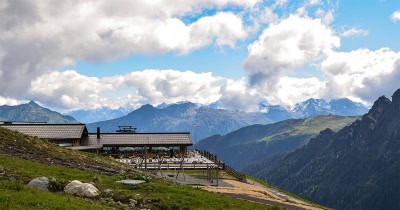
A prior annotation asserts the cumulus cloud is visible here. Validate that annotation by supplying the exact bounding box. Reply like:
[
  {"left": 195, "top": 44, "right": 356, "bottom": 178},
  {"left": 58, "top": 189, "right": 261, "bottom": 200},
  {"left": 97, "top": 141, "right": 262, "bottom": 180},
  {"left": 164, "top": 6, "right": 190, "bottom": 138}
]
[
  {"left": 243, "top": 14, "right": 339, "bottom": 88},
  {"left": 218, "top": 78, "right": 260, "bottom": 112},
  {"left": 29, "top": 69, "right": 247, "bottom": 110},
  {"left": 339, "top": 27, "right": 369, "bottom": 37},
  {"left": 241, "top": 11, "right": 400, "bottom": 108},
  {"left": 321, "top": 48, "right": 400, "bottom": 103},
  {"left": 0, "top": 96, "right": 24, "bottom": 106},
  {"left": 107, "top": 70, "right": 225, "bottom": 105},
  {"left": 391, "top": 10, "right": 400, "bottom": 22},
  {"left": 0, "top": 0, "right": 252, "bottom": 97},
  {"left": 30, "top": 70, "right": 114, "bottom": 109},
  {"left": 266, "top": 77, "right": 326, "bottom": 107}
]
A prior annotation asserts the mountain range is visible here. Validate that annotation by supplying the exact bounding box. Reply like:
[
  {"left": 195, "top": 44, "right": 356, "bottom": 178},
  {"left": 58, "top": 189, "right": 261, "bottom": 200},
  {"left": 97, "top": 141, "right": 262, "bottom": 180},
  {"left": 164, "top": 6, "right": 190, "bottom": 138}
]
[
  {"left": 87, "top": 102, "right": 275, "bottom": 142},
  {"left": 0, "top": 101, "right": 77, "bottom": 123},
  {"left": 194, "top": 115, "right": 359, "bottom": 169},
  {"left": 293, "top": 98, "right": 368, "bottom": 117},
  {"left": 87, "top": 98, "right": 367, "bottom": 143},
  {"left": 0, "top": 98, "right": 368, "bottom": 144},
  {"left": 66, "top": 107, "right": 133, "bottom": 123},
  {"left": 243, "top": 89, "right": 400, "bottom": 209},
  {"left": 69, "top": 98, "right": 368, "bottom": 124}
]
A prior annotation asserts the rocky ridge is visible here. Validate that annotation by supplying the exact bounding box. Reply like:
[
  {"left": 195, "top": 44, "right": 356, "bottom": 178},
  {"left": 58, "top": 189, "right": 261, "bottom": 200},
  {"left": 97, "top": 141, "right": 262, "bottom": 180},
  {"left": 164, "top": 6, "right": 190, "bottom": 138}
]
[{"left": 253, "top": 89, "right": 400, "bottom": 209}]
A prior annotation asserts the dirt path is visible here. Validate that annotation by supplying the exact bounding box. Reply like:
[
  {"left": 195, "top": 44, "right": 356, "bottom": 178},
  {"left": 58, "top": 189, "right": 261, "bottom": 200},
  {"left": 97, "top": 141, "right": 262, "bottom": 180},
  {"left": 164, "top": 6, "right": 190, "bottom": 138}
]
[
  {"left": 245, "top": 178, "right": 310, "bottom": 206},
  {"left": 200, "top": 179, "right": 323, "bottom": 210}
]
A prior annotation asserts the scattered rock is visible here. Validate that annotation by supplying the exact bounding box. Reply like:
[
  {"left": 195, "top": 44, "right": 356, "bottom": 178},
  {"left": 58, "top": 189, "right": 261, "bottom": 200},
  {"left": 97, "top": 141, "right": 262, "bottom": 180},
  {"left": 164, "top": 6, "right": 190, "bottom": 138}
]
[
  {"left": 103, "top": 189, "right": 113, "bottom": 195},
  {"left": 64, "top": 180, "right": 99, "bottom": 198},
  {"left": 9, "top": 177, "right": 16, "bottom": 182},
  {"left": 129, "top": 199, "right": 138, "bottom": 205},
  {"left": 27, "top": 177, "right": 49, "bottom": 191},
  {"left": 129, "top": 199, "right": 138, "bottom": 208},
  {"left": 116, "top": 179, "right": 146, "bottom": 185},
  {"left": 116, "top": 201, "right": 123, "bottom": 206}
]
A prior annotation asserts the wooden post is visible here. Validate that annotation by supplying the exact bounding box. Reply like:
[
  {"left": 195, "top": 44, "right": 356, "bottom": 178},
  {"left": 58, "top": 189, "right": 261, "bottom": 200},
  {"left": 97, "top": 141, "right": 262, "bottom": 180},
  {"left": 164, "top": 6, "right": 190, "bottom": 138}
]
[
  {"left": 207, "top": 163, "right": 209, "bottom": 181},
  {"left": 216, "top": 160, "right": 219, "bottom": 186},
  {"left": 144, "top": 145, "right": 147, "bottom": 171}
]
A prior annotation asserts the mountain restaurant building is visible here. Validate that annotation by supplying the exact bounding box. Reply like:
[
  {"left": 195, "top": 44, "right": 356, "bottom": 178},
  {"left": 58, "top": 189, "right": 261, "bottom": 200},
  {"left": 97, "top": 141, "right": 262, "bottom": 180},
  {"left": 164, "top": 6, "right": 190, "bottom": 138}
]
[{"left": 0, "top": 122, "right": 192, "bottom": 153}]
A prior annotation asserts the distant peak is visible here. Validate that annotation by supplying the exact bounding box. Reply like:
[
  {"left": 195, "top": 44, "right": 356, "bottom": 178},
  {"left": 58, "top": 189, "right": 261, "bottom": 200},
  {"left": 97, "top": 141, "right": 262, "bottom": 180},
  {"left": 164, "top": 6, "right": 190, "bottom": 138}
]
[
  {"left": 392, "top": 89, "right": 400, "bottom": 104},
  {"left": 140, "top": 104, "right": 154, "bottom": 108},
  {"left": 28, "top": 100, "right": 39, "bottom": 106}
]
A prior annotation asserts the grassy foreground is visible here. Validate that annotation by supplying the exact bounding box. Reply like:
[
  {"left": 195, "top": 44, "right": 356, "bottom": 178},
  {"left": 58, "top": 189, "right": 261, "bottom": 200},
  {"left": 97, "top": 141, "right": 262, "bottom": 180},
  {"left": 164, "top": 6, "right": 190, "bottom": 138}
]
[{"left": 0, "top": 127, "right": 275, "bottom": 209}]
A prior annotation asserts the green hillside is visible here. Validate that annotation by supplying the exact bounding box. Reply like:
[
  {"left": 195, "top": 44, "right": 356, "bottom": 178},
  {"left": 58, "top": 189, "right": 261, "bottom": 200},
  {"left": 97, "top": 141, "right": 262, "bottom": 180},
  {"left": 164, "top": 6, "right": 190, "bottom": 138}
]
[
  {"left": 194, "top": 115, "right": 359, "bottom": 170},
  {"left": 0, "top": 127, "right": 274, "bottom": 209},
  {"left": 259, "top": 115, "right": 358, "bottom": 142}
]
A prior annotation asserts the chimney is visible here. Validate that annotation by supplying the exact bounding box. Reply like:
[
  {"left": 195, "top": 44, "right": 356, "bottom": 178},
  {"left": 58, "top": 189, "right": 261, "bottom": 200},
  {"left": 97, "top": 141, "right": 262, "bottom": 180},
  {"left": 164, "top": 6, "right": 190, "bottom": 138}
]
[{"left": 97, "top": 127, "right": 101, "bottom": 139}]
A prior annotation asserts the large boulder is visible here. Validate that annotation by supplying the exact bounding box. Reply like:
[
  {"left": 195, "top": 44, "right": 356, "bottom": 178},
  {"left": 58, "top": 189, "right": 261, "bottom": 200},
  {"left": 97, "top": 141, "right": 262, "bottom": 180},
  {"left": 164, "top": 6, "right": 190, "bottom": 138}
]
[
  {"left": 27, "top": 177, "right": 49, "bottom": 191},
  {"left": 64, "top": 180, "right": 99, "bottom": 198}
]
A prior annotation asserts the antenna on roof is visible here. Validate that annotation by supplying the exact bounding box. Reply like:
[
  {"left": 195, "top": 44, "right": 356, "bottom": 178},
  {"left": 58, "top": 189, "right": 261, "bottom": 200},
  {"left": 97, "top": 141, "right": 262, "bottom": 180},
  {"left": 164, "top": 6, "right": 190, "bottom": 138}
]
[{"left": 116, "top": 125, "right": 137, "bottom": 133}]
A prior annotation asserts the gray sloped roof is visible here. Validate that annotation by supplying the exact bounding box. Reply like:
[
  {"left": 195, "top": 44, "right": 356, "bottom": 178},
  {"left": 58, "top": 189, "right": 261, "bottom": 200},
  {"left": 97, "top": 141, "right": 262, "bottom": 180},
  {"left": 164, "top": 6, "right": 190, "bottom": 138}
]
[
  {"left": 87, "top": 132, "right": 192, "bottom": 146},
  {"left": 0, "top": 124, "right": 86, "bottom": 139}
]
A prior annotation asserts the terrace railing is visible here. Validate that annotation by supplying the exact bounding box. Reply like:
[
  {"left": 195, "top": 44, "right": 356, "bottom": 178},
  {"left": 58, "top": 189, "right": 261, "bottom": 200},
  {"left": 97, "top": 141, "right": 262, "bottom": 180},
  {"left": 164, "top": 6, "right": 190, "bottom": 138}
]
[{"left": 196, "top": 150, "right": 246, "bottom": 182}]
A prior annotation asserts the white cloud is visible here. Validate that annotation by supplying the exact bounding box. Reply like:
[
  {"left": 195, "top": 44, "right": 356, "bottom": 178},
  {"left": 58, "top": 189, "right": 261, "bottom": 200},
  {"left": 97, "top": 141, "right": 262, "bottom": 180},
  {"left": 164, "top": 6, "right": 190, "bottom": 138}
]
[
  {"left": 315, "top": 9, "right": 334, "bottom": 25},
  {"left": 0, "top": 0, "right": 252, "bottom": 97},
  {"left": 321, "top": 48, "right": 400, "bottom": 103},
  {"left": 243, "top": 14, "right": 340, "bottom": 86},
  {"left": 241, "top": 11, "right": 400, "bottom": 108},
  {"left": 29, "top": 69, "right": 238, "bottom": 110},
  {"left": 0, "top": 96, "right": 24, "bottom": 106},
  {"left": 108, "top": 70, "right": 226, "bottom": 105},
  {"left": 340, "top": 27, "right": 369, "bottom": 37},
  {"left": 266, "top": 77, "right": 326, "bottom": 107},
  {"left": 30, "top": 70, "right": 115, "bottom": 109},
  {"left": 307, "top": 0, "right": 322, "bottom": 6},
  {"left": 391, "top": 10, "right": 400, "bottom": 22},
  {"left": 218, "top": 78, "right": 260, "bottom": 112}
]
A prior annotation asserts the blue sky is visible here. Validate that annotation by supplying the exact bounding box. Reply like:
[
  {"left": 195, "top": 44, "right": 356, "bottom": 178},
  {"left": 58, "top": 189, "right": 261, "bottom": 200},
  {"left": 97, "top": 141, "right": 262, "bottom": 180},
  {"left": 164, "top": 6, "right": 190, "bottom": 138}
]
[
  {"left": 335, "top": 0, "right": 400, "bottom": 51},
  {"left": 0, "top": 0, "right": 400, "bottom": 111}
]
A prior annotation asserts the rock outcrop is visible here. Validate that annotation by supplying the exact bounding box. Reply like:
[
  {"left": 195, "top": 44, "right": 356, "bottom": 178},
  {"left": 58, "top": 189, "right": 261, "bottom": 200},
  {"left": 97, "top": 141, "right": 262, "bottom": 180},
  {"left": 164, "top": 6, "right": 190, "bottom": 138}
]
[
  {"left": 27, "top": 177, "right": 49, "bottom": 191},
  {"left": 64, "top": 180, "right": 99, "bottom": 198}
]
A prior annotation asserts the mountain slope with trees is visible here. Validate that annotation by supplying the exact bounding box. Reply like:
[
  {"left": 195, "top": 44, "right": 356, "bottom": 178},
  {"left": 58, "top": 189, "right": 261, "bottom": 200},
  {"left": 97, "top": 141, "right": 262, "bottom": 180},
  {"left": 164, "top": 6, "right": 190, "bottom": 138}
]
[
  {"left": 194, "top": 115, "right": 358, "bottom": 169},
  {"left": 248, "top": 89, "right": 400, "bottom": 209}
]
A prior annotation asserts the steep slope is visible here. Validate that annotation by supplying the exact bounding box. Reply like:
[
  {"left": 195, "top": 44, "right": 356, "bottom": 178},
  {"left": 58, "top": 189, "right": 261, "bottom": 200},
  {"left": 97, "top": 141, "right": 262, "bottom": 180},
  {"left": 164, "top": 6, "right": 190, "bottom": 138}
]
[
  {"left": 0, "top": 101, "right": 77, "bottom": 123},
  {"left": 194, "top": 115, "right": 358, "bottom": 169},
  {"left": 254, "top": 89, "right": 400, "bottom": 209},
  {"left": 88, "top": 102, "right": 275, "bottom": 143}
]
